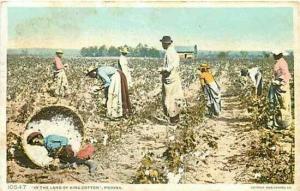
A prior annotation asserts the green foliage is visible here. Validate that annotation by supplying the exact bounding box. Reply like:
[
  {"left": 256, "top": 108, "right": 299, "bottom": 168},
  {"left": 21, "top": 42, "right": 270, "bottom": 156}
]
[
  {"left": 227, "top": 57, "right": 295, "bottom": 184},
  {"left": 217, "top": 51, "right": 229, "bottom": 59},
  {"left": 80, "top": 44, "right": 161, "bottom": 58},
  {"left": 240, "top": 51, "right": 248, "bottom": 59},
  {"left": 132, "top": 152, "right": 167, "bottom": 184}
]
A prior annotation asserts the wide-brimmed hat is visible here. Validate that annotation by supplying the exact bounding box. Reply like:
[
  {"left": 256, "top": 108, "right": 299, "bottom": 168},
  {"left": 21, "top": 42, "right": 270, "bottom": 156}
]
[
  {"left": 56, "top": 49, "right": 64, "bottom": 54},
  {"left": 282, "top": 51, "right": 289, "bottom": 56},
  {"left": 27, "top": 132, "right": 43, "bottom": 144},
  {"left": 120, "top": 47, "right": 129, "bottom": 53},
  {"left": 160, "top": 36, "right": 173, "bottom": 43},
  {"left": 271, "top": 50, "right": 282, "bottom": 55},
  {"left": 198, "top": 63, "right": 210, "bottom": 69}
]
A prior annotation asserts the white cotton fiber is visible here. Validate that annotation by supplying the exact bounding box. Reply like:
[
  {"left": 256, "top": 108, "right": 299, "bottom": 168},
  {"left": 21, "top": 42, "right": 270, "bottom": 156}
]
[{"left": 23, "top": 145, "right": 53, "bottom": 166}]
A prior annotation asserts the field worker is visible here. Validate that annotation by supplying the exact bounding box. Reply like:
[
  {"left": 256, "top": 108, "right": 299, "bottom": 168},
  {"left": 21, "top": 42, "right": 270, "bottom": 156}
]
[
  {"left": 198, "top": 64, "right": 221, "bottom": 117},
  {"left": 51, "top": 50, "right": 70, "bottom": 97},
  {"left": 159, "top": 36, "right": 185, "bottom": 125},
  {"left": 241, "top": 67, "right": 263, "bottom": 97},
  {"left": 27, "top": 132, "right": 97, "bottom": 173},
  {"left": 86, "top": 66, "right": 132, "bottom": 118},
  {"left": 118, "top": 47, "right": 133, "bottom": 88},
  {"left": 268, "top": 50, "right": 292, "bottom": 129}
]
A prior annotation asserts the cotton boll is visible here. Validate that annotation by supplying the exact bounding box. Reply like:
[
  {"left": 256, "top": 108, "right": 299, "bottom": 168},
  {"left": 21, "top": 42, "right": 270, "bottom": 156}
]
[
  {"left": 178, "top": 167, "right": 184, "bottom": 174},
  {"left": 254, "top": 173, "right": 261, "bottom": 179},
  {"left": 167, "top": 172, "right": 181, "bottom": 184},
  {"left": 8, "top": 148, "right": 15, "bottom": 156},
  {"left": 270, "top": 146, "right": 276, "bottom": 151},
  {"left": 193, "top": 151, "right": 201, "bottom": 157},
  {"left": 168, "top": 136, "right": 175, "bottom": 141},
  {"left": 180, "top": 155, "right": 185, "bottom": 162},
  {"left": 145, "top": 170, "right": 150, "bottom": 176},
  {"left": 103, "top": 134, "right": 109, "bottom": 146},
  {"left": 90, "top": 138, "right": 98, "bottom": 144}
]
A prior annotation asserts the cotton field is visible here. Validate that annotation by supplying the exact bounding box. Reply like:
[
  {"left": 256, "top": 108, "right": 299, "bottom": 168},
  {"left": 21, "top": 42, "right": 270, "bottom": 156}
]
[{"left": 6, "top": 55, "right": 294, "bottom": 184}]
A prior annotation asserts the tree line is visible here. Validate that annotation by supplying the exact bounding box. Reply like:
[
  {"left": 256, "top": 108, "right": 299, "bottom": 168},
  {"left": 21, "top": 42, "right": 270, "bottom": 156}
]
[{"left": 80, "top": 43, "right": 162, "bottom": 58}]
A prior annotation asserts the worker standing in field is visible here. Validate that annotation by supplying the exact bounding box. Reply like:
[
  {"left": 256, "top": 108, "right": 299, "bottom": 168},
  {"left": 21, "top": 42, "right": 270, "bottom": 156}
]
[
  {"left": 268, "top": 50, "right": 292, "bottom": 129},
  {"left": 159, "top": 36, "right": 185, "bottom": 125},
  {"left": 198, "top": 63, "right": 221, "bottom": 117},
  {"left": 240, "top": 67, "right": 263, "bottom": 97},
  {"left": 51, "top": 50, "right": 70, "bottom": 97},
  {"left": 86, "top": 66, "right": 132, "bottom": 118},
  {"left": 118, "top": 47, "right": 133, "bottom": 88}
]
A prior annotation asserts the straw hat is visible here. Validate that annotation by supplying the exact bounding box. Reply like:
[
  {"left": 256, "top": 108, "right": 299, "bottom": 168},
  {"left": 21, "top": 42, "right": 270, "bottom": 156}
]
[
  {"left": 120, "top": 47, "right": 129, "bottom": 53},
  {"left": 282, "top": 51, "right": 289, "bottom": 56},
  {"left": 199, "top": 63, "right": 210, "bottom": 69},
  {"left": 56, "top": 49, "right": 64, "bottom": 54}
]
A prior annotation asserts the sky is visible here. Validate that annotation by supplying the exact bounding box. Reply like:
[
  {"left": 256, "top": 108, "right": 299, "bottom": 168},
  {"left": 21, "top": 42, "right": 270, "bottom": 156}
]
[{"left": 8, "top": 7, "right": 294, "bottom": 51}]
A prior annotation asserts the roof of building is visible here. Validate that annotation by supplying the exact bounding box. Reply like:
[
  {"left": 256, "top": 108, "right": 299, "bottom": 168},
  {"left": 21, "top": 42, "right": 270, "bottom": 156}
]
[{"left": 175, "top": 46, "right": 197, "bottom": 53}]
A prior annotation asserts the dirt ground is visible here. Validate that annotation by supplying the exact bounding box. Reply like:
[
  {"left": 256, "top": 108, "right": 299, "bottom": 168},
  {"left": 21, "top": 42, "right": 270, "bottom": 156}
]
[{"left": 6, "top": 60, "right": 294, "bottom": 184}]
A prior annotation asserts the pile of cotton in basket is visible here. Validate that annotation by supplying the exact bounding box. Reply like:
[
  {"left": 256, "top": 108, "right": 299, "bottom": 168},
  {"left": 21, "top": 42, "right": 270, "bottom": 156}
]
[{"left": 23, "top": 115, "right": 82, "bottom": 167}]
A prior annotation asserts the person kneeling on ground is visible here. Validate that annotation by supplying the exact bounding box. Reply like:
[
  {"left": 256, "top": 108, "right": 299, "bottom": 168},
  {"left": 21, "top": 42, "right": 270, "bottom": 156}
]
[
  {"left": 27, "top": 132, "right": 97, "bottom": 173},
  {"left": 198, "top": 63, "right": 221, "bottom": 117},
  {"left": 86, "top": 66, "right": 132, "bottom": 119}
]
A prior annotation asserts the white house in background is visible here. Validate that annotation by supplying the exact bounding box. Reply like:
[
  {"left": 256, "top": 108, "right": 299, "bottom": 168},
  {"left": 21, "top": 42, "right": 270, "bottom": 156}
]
[{"left": 175, "top": 45, "right": 198, "bottom": 60}]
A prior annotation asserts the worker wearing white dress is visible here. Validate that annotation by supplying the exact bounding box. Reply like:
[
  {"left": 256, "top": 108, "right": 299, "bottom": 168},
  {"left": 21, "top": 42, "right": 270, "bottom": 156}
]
[
  {"left": 159, "top": 36, "right": 185, "bottom": 125},
  {"left": 118, "top": 47, "right": 133, "bottom": 88},
  {"left": 241, "top": 67, "right": 263, "bottom": 96}
]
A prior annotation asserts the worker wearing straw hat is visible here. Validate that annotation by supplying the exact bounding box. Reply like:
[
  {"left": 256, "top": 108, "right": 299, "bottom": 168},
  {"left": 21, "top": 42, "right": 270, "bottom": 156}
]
[
  {"left": 51, "top": 49, "right": 70, "bottom": 97},
  {"left": 198, "top": 63, "right": 221, "bottom": 117},
  {"left": 268, "top": 50, "right": 292, "bottom": 129},
  {"left": 118, "top": 47, "right": 133, "bottom": 88},
  {"left": 159, "top": 36, "right": 185, "bottom": 125}
]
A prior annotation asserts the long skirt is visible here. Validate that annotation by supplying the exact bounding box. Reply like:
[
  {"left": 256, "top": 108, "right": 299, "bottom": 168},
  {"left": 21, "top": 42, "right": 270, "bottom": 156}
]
[
  {"left": 106, "top": 71, "right": 132, "bottom": 118},
  {"left": 268, "top": 82, "right": 292, "bottom": 129},
  {"left": 106, "top": 72, "right": 122, "bottom": 118},
  {"left": 255, "top": 73, "right": 263, "bottom": 96},
  {"left": 162, "top": 72, "right": 185, "bottom": 118},
  {"left": 52, "top": 69, "right": 69, "bottom": 97},
  {"left": 204, "top": 81, "right": 221, "bottom": 116}
]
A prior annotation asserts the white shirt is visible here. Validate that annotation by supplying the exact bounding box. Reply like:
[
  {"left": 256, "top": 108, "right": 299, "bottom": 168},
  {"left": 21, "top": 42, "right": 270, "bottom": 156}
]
[
  {"left": 118, "top": 55, "right": 132, "bottom": 87},
  {"left": 248, "top": 67, "right": 261, "bottom": 88},
  {"left": 163, "top": 44, "right": 180, "bottom": 73}
]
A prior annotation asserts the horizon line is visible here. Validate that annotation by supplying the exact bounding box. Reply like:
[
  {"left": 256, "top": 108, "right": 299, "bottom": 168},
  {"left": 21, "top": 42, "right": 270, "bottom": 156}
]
[{"left": 7, "top": 47, "right": 293, "bottom": 52}]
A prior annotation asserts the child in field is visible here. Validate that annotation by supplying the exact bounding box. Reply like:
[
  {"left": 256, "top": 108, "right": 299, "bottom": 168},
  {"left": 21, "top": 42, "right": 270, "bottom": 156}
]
[
  {"left": 51, "top": 50, "right": 70, "bottom": 97},
  {"left": 27, "top": 132, "right": 97, "bottom": 173}
]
